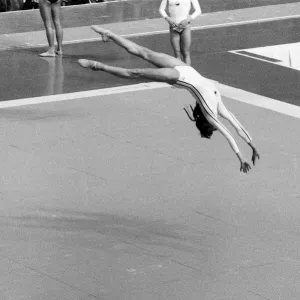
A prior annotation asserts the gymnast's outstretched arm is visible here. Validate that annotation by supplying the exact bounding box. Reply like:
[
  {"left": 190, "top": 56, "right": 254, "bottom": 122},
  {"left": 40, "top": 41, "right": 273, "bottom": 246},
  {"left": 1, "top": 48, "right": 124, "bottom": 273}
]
[
  {"left": 218, "top": 99, "right": 260, "bottom": 165},
  {"left": 204, "top": 113, "right": 252, "bottom": 173}
]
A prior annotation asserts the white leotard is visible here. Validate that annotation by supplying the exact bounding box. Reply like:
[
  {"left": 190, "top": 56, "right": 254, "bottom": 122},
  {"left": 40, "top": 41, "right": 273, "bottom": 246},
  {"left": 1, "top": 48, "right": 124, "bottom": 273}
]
[
  {"left": 174, "top": 66, "right": 252, "bottom": 153},
  {"left": 159, "top": 0, "right": 201, "bottom": 23},
  {"left": 174, "top": 66, "right": 219, "bottom": 119}
]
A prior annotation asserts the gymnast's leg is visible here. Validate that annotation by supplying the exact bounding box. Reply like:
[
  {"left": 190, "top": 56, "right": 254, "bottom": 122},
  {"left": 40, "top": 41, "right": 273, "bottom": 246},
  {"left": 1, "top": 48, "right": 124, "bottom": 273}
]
[
  {"left": 78, "top": 59, "right": 179, "bottom": 84},
  {"left": 91, "top": 25, "right": 186, "bottom": 69}
]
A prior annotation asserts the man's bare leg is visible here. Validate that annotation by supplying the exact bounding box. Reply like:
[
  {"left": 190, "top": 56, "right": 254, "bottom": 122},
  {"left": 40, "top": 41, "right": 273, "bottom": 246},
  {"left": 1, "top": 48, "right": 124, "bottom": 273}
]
[
  {"left": 78, "top": 59, "right": 179, "bottom": 84},
  {"left": 91, "top": 25, "right": 186, "bottom": 69}
]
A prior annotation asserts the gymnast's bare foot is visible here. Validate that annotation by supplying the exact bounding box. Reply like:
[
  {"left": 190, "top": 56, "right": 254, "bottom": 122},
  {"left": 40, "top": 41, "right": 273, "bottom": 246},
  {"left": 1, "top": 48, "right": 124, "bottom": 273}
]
[
  {"left": 91, "top": 25, "right": 111, "bottom": 42},
  {"left": 78, "top": 59, "right": 105, "bottom": 71}
]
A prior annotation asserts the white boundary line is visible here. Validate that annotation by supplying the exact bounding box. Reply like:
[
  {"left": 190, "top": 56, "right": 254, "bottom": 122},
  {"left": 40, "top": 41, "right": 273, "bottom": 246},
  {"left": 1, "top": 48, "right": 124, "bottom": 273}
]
[
  {"left": 0, "top": 82, "right": 169, "bottom": 108},
  {"left": 2, "top": 81, "right": 300, "bottom": 119},
  {"left": 66, "top": 13, "right": 300, "bottom": 44},
  {"left": 25, "top": 12, "right": 300, "bottom": 47},
  {"left": 230, "top": 50, "right": 282, "bottom": 65},
  {"left": 217, "top": 83, "right": 300, "bottom": 119},
  {"left": 1, "top": 10, "right": 300, "bottom": 50}
]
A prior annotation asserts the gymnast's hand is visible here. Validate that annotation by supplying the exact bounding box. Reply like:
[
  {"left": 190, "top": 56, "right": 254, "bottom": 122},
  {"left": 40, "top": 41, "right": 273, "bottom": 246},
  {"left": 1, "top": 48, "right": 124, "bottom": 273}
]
[
  {"left": 240, "top": 160, "right": 251, "bottom": 173},
  {"left": 251, "top": 147, "right": 260, "bottom": 166}
]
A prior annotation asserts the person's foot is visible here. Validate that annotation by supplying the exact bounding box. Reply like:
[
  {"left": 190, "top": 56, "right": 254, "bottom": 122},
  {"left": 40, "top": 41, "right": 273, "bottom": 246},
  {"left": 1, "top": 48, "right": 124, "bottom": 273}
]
[
  {"left": 91, "top": 25, "right": 111, "bottom": 42},
  {"left": 78, "top": 59, "right": 91, "bottom": 68},
  {"left": 78, "top": 59, "right": 104, "bottom": 71},
  {"left": 56, "top": 50, "right": 63, "bottom": 56},
  {"left": 39, "top": 49, "right": 56, "bottom": 57}
]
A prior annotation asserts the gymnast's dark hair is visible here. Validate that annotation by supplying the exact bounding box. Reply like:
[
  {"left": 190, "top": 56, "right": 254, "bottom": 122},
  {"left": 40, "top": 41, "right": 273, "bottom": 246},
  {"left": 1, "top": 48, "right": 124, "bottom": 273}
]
[{"left": 184, "top": 102, "right": 216, "bottom": 139}]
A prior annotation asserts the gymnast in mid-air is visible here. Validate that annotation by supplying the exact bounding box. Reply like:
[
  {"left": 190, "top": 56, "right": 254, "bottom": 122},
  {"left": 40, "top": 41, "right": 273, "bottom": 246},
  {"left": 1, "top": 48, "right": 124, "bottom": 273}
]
[{"left": 78, "top": 26, "right": 260, "bottom": 173}]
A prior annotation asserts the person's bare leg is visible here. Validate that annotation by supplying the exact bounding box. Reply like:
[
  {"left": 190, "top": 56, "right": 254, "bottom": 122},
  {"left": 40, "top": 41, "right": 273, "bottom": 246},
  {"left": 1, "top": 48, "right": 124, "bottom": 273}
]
[
  {"left": 78, "top": 59, "right": 179, "bottom": 84},
  {"left": 91, "top": 25, "right": 186, "bottom": 68},
  {"left": 180, "top": 25, "right": 192, "bottom": 65},
  {"left": 39, "top": 0, "right": 56, "bottom": 57},
  {"left": 169, "top": 28, "right": 182, "bottom": 60},
  {"left": 51, "top": 0, "right": 63, "bottom": 55}
]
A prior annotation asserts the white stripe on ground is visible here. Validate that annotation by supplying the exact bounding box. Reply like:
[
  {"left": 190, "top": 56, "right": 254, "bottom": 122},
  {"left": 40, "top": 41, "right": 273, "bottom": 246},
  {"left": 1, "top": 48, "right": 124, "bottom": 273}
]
[
  {"left": 1, "top": 82, "right": 300, "bottom": 119},
  {"left": 217, "top": 83, "right": 300, "bottom": 118},
  {"left": 230, "top": 50, "right": 280, "bottom": 65},
  {"left": 44, "top": 13, "right": 300, "bottom": 46},
  {"left": 0, "top": 83, "right": 168, "bottom": 108},
  {"left": 3, "top": 11, "right": 300, "bottom": 49}
]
